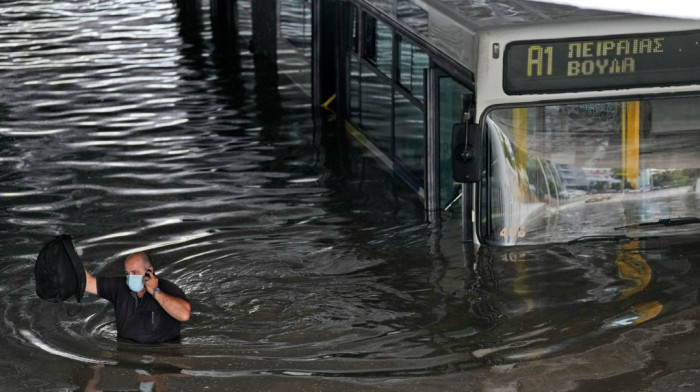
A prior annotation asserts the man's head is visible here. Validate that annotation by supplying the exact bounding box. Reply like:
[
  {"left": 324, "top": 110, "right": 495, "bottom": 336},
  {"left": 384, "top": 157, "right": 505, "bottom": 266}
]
[
  {"left": 124, "top": 252, "right": 152, "bottom": 275},
  {"left": 124, "top": 252, "right": 153, "bottom": 293}
]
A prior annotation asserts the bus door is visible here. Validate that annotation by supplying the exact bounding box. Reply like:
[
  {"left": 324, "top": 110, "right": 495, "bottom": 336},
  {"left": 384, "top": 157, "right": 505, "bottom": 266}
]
[{"left": 426, "top": 69, "right": 474, "bottom": 237}]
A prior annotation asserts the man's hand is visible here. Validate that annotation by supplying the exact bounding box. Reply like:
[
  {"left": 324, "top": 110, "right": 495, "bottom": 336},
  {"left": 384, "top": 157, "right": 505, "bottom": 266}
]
[
  {"left": 144, "top": 268, "right": 191, "bottom": 322},
  {"left": 144, "top": 268, "right": 159, "bottom": 295}
]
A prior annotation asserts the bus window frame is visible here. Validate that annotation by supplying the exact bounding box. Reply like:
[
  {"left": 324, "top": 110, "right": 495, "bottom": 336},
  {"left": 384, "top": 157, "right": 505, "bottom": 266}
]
[
  {"left": 475, "top": 91, "right": 700, "bottom": 246},
  {"left": 352, "top": 9, "right": 432, "bottom": 187},
  {"left": 343, "top": 0, "right": 477, "bottom": 207}
]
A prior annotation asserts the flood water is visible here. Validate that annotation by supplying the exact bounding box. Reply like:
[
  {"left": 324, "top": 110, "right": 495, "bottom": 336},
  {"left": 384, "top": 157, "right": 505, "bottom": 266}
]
[{"left": 2, "top": 0, "right": 700, "bottom": 391}]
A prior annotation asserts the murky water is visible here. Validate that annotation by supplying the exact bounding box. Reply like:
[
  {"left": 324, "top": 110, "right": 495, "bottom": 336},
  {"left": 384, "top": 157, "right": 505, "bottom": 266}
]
[{"left": 2, "top": 0, "right": 700, "bottom": 390}]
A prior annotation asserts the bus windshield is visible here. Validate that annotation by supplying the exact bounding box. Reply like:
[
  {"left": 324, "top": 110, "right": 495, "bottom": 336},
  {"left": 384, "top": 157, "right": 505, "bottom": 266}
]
[{"left": 481, "top": 96, "right": 700, "bottom": 245}]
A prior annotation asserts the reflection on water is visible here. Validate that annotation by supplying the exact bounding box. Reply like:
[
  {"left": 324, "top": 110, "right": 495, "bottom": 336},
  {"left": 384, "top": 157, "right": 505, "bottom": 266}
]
[{"left": 2, "top": 0, "right": 700, "bottom": 390}]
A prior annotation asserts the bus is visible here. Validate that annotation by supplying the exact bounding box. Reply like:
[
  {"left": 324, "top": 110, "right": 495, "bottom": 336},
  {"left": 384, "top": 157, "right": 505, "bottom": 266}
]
[{"left": 329, "top": 0, "right": 700, "bottom": 246}]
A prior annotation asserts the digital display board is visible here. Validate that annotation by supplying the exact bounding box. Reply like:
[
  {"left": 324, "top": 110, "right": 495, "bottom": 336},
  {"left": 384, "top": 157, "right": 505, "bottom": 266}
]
[{"left": 504, "top": 30, "right": 700, "bottom": 95}]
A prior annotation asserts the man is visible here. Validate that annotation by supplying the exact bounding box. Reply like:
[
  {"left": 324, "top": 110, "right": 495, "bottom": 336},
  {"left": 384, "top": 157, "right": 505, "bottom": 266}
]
[{"left": 84, "top": 252, "right": 191, "bottom": 343}]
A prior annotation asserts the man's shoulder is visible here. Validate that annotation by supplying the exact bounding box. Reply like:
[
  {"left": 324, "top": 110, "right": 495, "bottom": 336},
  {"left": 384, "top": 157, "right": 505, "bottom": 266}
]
[
  {"left": 158, "top": 278, "right": 187, "bottom": 299},
  {"left": 157, "top": 278, "right": 179, "bottom": 289},
  {"left": 96, "top": 276, "right": 127, "bottom": 301},
  {"left": 97, "top": 276, "right": 126, "bottom": 288}
]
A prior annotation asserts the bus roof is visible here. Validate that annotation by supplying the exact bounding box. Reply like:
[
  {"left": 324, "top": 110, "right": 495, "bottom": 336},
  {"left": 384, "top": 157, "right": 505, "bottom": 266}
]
[
  {"left": 428, "top": 0, "right": 624, "bottom": 28},
  {"left": 370, "top": 0, "right": 624, "bottom": 28},
  {"left": 365, "top": 0, "right": 627, "bottom": 70},
  {"left": 360, "top": 0, "right": 700, "bottom": 117}
]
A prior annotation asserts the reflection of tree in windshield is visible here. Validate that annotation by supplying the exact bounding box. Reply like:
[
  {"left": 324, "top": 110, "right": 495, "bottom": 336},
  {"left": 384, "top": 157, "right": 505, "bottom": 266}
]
[
  {"left": 564, "top": 103, "right": 620, "bottom": 133},
  {"left": 567, "top": 102, "right": 618, "bottom": 118},
  {"left": 652, "top": 169, "right": 700, "bottom": 188}
]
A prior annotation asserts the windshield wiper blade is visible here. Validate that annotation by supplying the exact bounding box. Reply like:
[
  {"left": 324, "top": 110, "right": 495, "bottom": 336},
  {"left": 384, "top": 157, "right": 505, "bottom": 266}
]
[
  {"left": 568, "top": 234, "right": 659, "bottom": 244},
  {"left": 568, "top": 235, "right": 632, "bottom": 244},
  {"left": 614, "top": 217, "right": 700, "bottom": 231}
]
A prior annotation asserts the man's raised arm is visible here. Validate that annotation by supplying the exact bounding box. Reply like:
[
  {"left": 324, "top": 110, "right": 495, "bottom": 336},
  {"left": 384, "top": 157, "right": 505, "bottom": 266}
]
[{"left": 85, "top": 269, "right": 97, "bottom": 295}]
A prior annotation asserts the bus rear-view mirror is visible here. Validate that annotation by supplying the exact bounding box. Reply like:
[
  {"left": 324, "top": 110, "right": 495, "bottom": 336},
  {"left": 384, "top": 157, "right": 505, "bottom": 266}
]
[{"left": 452, "top": 123, "right": 481, "bottom": 183}]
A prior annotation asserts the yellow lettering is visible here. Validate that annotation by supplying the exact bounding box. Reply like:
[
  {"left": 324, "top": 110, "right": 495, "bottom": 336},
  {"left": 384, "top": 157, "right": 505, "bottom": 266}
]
[
  {"left": 522, "top": 36, "right": 660, "bottom": 82},
  {"left": 617, "top": 40, "right": 630, "bottom": 56},
  {"left": 622, "top": 57, "right": 635, "bottom": 73},
  {"left": 601, "top": 41, "right": 616, "bottom": 56},
  {"left": 639, "top": 38, "right": 653, "bottom": 54},
  {"left": 544, "top": 46, "right": 553, "bottom": 75},
  {"left": 653, "top": 37, "right": 664, "bottom": 53},
  {"left": 568, "top": 43, "right": 581, "bottom": 58},
  {"left": 595, "top": 59, "right": 609, "bottom": 73},
  {"left": 527, "top": 45, "right": 543, "bottom": 77},
  {"left": 567, "top": 61, "right": 581, "bottom": 76},
  {"left": 527, "top": 45, "right": 553, "bottom": 77},
  {"left": 610, "top": 58, "right": 621, "bottom": 73}
]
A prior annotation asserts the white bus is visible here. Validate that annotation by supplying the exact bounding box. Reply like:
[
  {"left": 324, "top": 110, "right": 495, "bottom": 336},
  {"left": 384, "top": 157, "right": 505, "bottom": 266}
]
[{"left": 334, "top": 0, "right": 700, "bottom": 245}]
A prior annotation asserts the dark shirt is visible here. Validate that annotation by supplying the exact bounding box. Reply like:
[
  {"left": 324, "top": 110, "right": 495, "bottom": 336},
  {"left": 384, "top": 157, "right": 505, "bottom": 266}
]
[{"left": 97, "top": 276, "right": 187, "bottom": 343}]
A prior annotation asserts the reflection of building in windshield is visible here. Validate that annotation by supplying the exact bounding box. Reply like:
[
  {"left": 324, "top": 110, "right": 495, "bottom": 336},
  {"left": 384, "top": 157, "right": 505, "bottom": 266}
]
[
  {"left": 554, "top": 164, "right": 586, "bottom": 193},
  {"left": 583, "top": 168, "right": 620, "bottom": 191},
  {"left": 554, "top": 166, "right": 621, "bottom": 195}
]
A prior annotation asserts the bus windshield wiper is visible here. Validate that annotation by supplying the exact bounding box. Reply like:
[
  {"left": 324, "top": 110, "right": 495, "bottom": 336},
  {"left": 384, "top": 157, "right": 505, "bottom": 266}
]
[
  {"left": 568, "top": 234, "right": 659, "bottom": 244},
  {"left": 614, "top": 217, "right": 700, "bottom": 231},
  {"left": 568, "top": 235, "right": 632, "bottom": 244}
]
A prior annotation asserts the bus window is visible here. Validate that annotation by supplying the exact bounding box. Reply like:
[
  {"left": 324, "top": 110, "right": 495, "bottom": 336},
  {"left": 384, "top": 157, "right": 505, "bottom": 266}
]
[
  {"left": 650, "top": 96, "right": 700, "bottom": 133},
  {"left": 349, "top": 3, "right": 359, "bottom": 54},
  {"left": 394, "top": 91, "right": 425, "bottom": 183},
  {"left": 482, "top": 97, "right": 700, "bottom": 245},
  {"left": 397, "top": 35, "right": 429, "bottom": 102},
  {"left": 360, "top": 64, "right": 392, "bottom": 152},
  {"left": 363, "top": 15, "right": 392, "bottom": 77},
  {"left": 349, "top": 50, "right": 361, "bottom": 121},
  {"left": 394, "top": 36, "right": 429, "bottom": 186}
]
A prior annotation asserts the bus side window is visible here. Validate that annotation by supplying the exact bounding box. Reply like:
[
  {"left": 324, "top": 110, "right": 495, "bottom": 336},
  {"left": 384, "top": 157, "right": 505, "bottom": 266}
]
[
  {"left": 362, "top": 14, "right": 392, "bottom": 76},
  {"left": 350, "top": 4, "right": 359, "bottom": 54},
  {"left": 397, "top": 35, "right": 428, "bottom": 103},
  {"left": 363, "top": 15, "right": 378, "bottom": 65}
]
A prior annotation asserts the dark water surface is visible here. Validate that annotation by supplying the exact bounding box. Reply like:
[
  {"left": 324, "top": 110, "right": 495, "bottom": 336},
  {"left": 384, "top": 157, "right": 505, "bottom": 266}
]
[{"left": 2, "top": 1, "right": 700, "bottom": 390}]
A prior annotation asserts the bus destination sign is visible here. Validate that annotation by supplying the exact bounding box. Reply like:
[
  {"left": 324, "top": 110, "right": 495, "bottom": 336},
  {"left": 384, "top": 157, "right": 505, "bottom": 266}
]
[{"left": 504, "top": 31, "right": 700, "bottom": 95}]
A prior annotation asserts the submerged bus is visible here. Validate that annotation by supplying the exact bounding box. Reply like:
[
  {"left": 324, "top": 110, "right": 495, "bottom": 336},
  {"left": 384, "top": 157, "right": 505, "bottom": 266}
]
[{"left": 328, "top": 0, "right": 700, "bottom": 246}]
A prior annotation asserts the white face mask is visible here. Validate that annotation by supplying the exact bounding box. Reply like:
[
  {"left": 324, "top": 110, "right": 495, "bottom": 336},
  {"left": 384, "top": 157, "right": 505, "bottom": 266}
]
[{"left": 126, "top": 274, "right": 144, "bottom": 292}]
